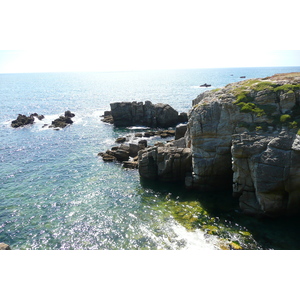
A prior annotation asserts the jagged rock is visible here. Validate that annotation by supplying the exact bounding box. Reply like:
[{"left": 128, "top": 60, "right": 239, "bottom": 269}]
[
  {"left": 109, "top": 101, "right": 184, "bottom": 128},
  {"left": 138, "top": 140, "right": 147, "bottom": 149},
  {"left": 64, "top": 110, "right": 75, "bottom": 118},
  {"left": 31, "top": 113, "right": 45, "bottom": 120},
  {"left": 136, "top": 72, "right": 300, "bottom": 217},
  {"left": 0, "top": 243, "right": 11, "bottom": 250},
  {"left": 232, "top": 131, "right": 300, "bottom": 217},
  {"left": 178, "top": 112, "right": 188, "bottom": 123},
  {"left": 123, "top": 161, "right": 139, "bottom": 169},
  {"left": 99, "top": 153, "right": 116, "bottom": 162},
  {"left": 175, "top": 124, "right": 187, "bottom": 140},
  {"left": 101, "top": 111, "right": 114, "bottom": 124},
  {"left": 129, "top": 143, "right": 140, "bottom": 157},
  {"left": 115, "top": 137, "right": 126, "bottom": 143},
  {"left": 167, "top": 137, "right": 186, "bottom": 148},
  {"left": 187, "top": 72, "right": 300, "bottom": 216},
  {"left": 138, "top": 146, "right": 192, "bottom": 182},
  {"left": 50, "top": 111, "right": 75, "bottom": 129},
  {"left": 113, "top": 149, "right": 130, "bottom": 162},
  {"left": 11, "top": 113, "right": 44, "bottom": 128}
]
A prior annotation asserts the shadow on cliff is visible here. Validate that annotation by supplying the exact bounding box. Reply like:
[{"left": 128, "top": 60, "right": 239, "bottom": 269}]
[{"left": 140, "top": 178, "right": 300, "bottom": 249}]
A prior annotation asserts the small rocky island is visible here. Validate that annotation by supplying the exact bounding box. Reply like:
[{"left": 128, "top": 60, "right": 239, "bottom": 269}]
[
  {"left": 11, "top": 111, "right": 75, "bottom": 129},
  {"left": 11, "top": 113, "right": 45, "bottom": 128},
  {"left": 134, "top": 72, "right": 300, "bottom": 218},
  {"left": 101, "top": 100, "right": 187, "bottom": 127}
]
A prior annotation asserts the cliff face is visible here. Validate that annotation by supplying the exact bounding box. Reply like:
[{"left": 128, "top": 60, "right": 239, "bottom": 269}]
[{"left": 187, "top": 72, "right": 300, "bottom": 216}]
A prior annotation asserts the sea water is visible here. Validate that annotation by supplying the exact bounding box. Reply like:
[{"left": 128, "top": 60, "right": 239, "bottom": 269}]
[{"left": 1, "top": 67, "right": 300, "bottom": 250}]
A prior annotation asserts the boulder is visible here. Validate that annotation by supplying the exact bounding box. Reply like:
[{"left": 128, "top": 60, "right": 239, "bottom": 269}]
[
  {"left": 113, "top": 148, "right": 130, "bottom": 162},
  {"left": 50, "top": 111, "right": 75, "bottom": 129},
  {"left": 123, "top": 161, "right": 139, "bottom": 169},
  {"left": 138, "top": 146, "right": 192, "bottom": 182},
  {"left": 175, "top": 124, "right": 187, "bottom": 140},
  {"left": 0, "top": 243, "right": 11, "bottom": 250},
  {"left": 65, "top": 110, "right": 75, "bottom": 118},
  {"left": 115, "top": 137, "right": 126, "bottom": 143},
  {"left": 11, "top": 114, "right": 34, "bottom": 128},
  {"left": 99, "top": 153, "right": 116, "bottom": 162},
  {"left": 101, "top": 111, "right": 114, "bottom": 124},
  {"left": 129, "top": 143, "right": 140, "bottom": 157}
]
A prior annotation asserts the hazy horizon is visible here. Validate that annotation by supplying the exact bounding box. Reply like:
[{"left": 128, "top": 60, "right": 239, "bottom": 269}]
[
  {"left": 1, "top": 1, "right": 300, "bottom": 73},
  {"left": 0, "top": 50, "right": 300, "bottom": 75}
]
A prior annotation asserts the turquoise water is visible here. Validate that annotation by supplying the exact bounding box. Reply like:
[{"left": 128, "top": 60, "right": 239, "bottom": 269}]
[{"left": 1, "top": 67, "right": 300, "bottom": 250}]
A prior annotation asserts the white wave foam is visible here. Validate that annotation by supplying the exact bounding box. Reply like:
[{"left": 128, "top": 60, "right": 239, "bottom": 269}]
[
  {"left": 127, "top": 126, "right": 151, "bottom": 130},
  {"left": 170, "top": 223, "right": 218, "bottom": 250}
]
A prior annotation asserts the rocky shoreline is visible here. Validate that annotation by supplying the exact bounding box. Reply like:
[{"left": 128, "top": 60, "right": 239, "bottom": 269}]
[
  {"left": 9, "top": 72, "right": 300, "bottom": 220},
  {"left": 144, "top": 73, "right": 300, "bottom": 217},
  {"left": 101, "top": 73, "right": 300, "bottom": 218}
]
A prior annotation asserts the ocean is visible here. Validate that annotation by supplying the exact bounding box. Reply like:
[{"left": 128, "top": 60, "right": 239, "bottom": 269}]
[{"left": 1, "top": 66, "right": 300, "bottom": 250}]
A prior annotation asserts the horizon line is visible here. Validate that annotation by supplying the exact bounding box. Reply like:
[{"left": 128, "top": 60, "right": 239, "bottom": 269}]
[{"left": 1, "top": 65, "right": 300, "bottom": 75}]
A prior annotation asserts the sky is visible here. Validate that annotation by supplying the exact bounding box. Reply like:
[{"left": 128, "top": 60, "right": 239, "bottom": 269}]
[{"left": 0, "top": 0, "right": 299, "bottom": 73}]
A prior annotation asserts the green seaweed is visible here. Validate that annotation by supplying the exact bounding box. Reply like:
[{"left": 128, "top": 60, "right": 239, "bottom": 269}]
[{"left": 280, "top": 114, "right": 292, "bottom": 123}]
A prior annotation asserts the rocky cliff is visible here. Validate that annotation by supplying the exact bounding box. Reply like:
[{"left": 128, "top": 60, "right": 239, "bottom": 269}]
[
  {"left": 187, "top": 72, "right": 300, "bottom": 216},
  {"left": 139, "top": 72, "right": 300, "bottom": 217}
]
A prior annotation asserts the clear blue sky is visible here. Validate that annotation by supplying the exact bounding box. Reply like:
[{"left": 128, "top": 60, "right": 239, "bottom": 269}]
[{"left": 0, "top": 0, "right": 299, "bottom": 73}]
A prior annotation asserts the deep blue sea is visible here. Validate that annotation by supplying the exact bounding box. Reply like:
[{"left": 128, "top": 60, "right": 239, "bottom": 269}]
[{"left": 1, "top": 66, "right": 300, "bottom": 250}]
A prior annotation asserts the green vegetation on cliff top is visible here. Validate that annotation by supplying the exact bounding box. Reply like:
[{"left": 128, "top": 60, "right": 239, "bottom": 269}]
[{"left": 231, "top": 79, "right": 300, "bottom": 131}]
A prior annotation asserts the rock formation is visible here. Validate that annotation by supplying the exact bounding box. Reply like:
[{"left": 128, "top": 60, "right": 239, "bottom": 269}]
[
  {"left": 11, "top": 113, "right": 44, "bottom": 128},
  {"left": 50, "top": 111, "right": 75, "bottom": 129},
  {"left": 138, "top": 72, "right": 300, "bottom": 217},
  {"left": 187, "top": 72, "right": 300, "bottom": 216},
  {"left": 0, "top": 242, "right": 11, "bottom": 250},
  {"left": 138, "top": 146, "right": 192, "bottom": 182},
  {"left": 102, "top": 101, "right": 187, "bottom": 127}
]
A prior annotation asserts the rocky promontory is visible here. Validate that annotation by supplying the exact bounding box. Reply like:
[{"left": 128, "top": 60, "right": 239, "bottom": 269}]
[
  {"left": 102, "top": 101, "right": 188, "bottom": 127},
  {"left": 138, "top": 72, "right": 300, "bottom": 217}
]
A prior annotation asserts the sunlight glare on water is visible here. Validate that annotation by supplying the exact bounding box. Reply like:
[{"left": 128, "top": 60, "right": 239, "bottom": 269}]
[{"left": 2, "top": 67, "right": 300, "bottom": 250}]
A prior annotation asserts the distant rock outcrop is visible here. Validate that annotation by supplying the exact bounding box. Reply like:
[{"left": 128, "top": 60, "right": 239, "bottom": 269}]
[
  {"left": 50, "top": 111, "right": 75, "bottom": 129},
  {"left": 102, "top": 101, "right": 187, "bottom": 128},
  {"left": 11, "top": 113, "right": 44, "bottom": 128}
]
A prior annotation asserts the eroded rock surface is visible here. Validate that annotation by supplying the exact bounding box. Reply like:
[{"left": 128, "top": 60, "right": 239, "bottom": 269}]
[
  {"left": 106, "top": 101, "right": 187, "bottom": 128},
  {"left": 187, "top": 72, "right": 300, "bottom": 216},
  {"left": 138, "top": 146, "right": 192, "bottom": 182},
  {"left": 11, "top": 113, "right": 44, "bottom": 128}
]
